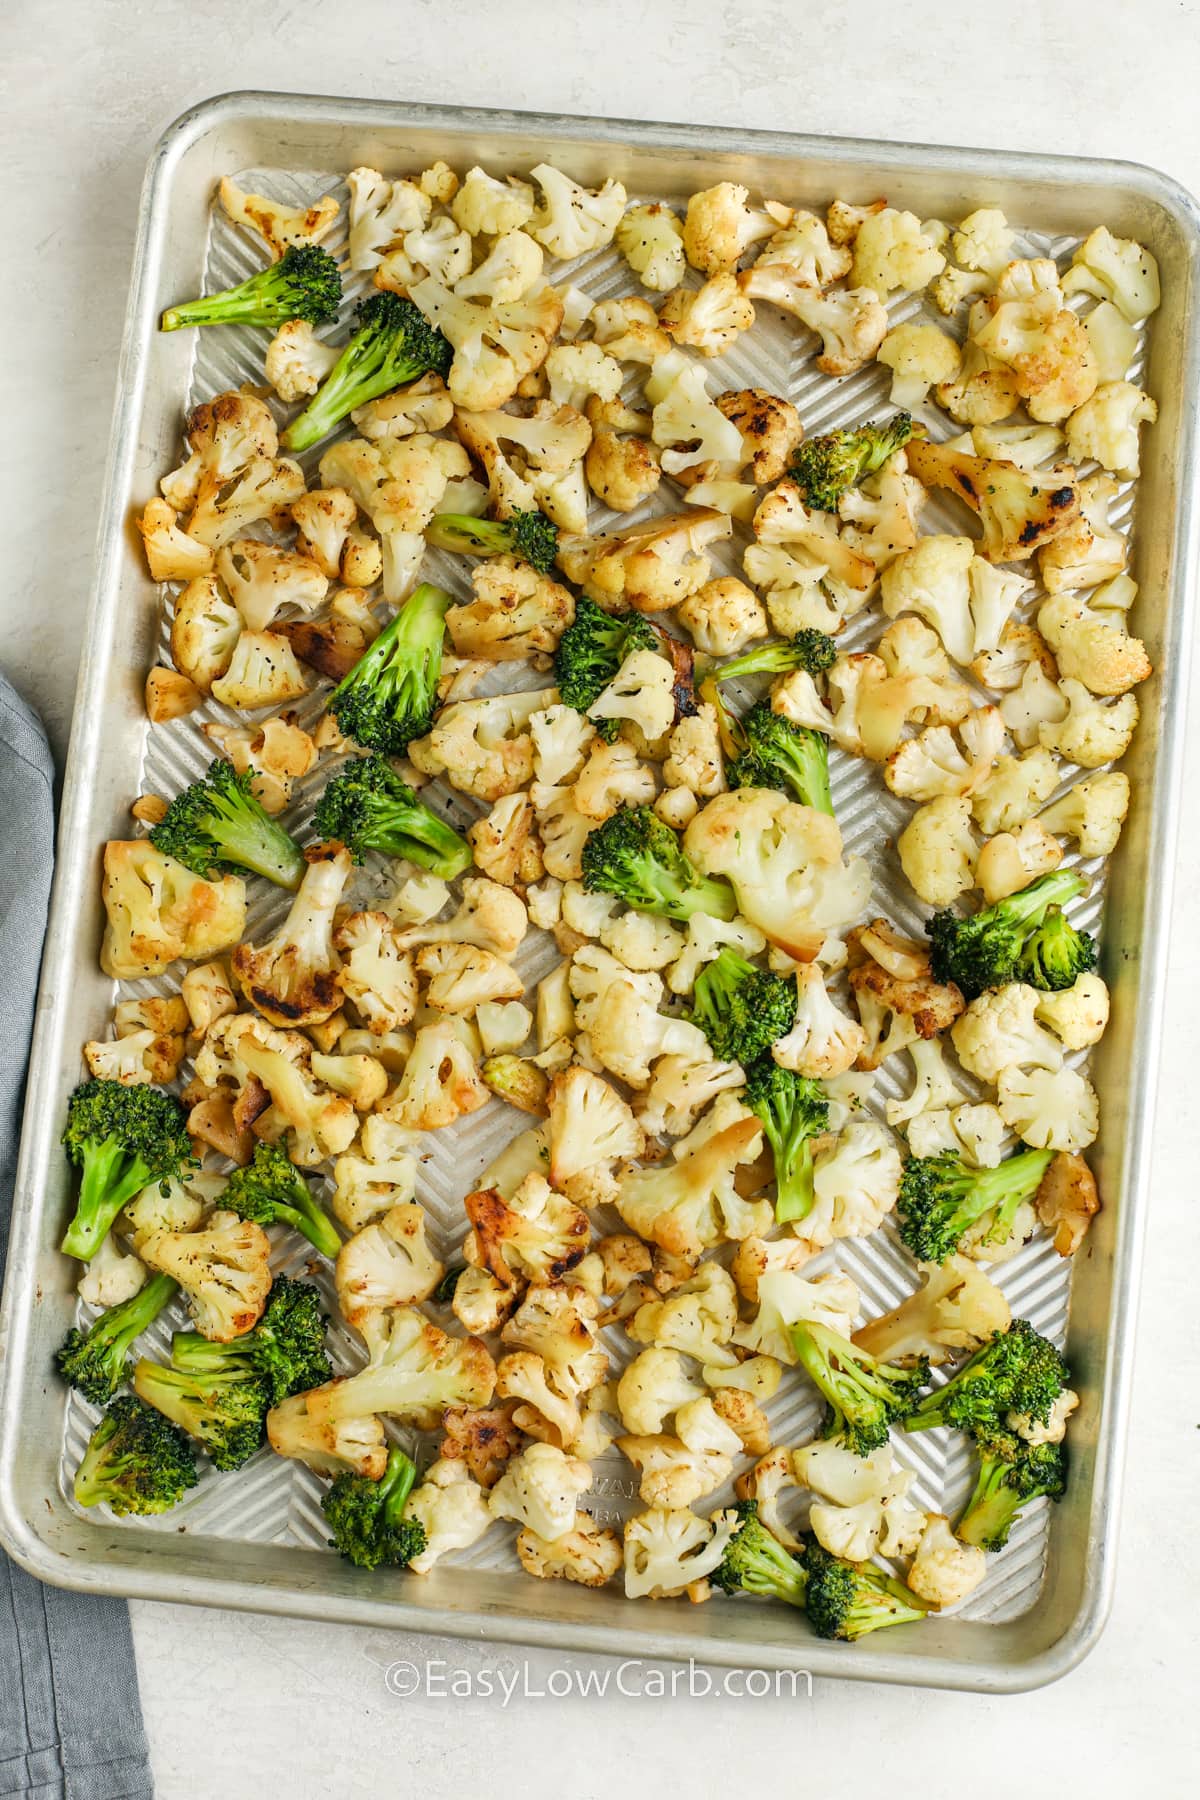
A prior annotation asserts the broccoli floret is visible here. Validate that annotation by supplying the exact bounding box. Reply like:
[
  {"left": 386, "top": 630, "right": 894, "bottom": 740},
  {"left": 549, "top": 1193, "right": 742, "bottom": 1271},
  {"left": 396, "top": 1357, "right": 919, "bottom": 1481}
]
[
  {"left": 743, "top": 1059, "right": 829, "bottom": 1225},
  {"left": 898, "top": 1147, "right": 1055, "bottom": 1265},
  {"left": 433, "top": 1264, "right": 465, "bottom": 1303},
  {"left": 313, "top": 753, "right": 471, "bottom": 877},
  {"left": 327, "top": 582, "right": 451, "bottom": 756},
  {"left": 688, "top": 948, "right": 796, "bottom": 1064},
  {"left": 708, "top": 630, "right": 838, "bottom": 689},
  {"left": 322, "top": 1445, "right": 427, "bottom": 1570},
  {"left": 711, "top": 1500, "right": 809, "bottom": 1606},
  {"left": 219, "top": 1142, "right": 341, "bottom": 1260},
  {"left": 132, "top": 1357, "right": 270, "bottom": 1472},
  {"left": 150, "top": 759, "right": 306, "bottom": 889},
  {"left": 789, "top": 414, "right": 914, "bottom": 512},
  {"left": 56, "top": 1272, "right": 179, "bottom": 1406},
  {"left": 791, "top": 1321, "right": 929, "bottom": 1454},
  {"left": 927, "top": 870, "right": 1096, "bottom": 999},
  {"left": 282, "top": 292, "right": 452, "bottom": 452},
  {"left": 73, "top": 1394, "right": 198, "bottom": 1515},
  {"left": 160, "top": 244, "right": 343, "bottom": 333},
  {"left": 169, "top": 1276, "right": 331, "bottom": 1405},
  {"left": 801, "top": 1536, "right": 931, "bottom": 1640},
  {"left": 726, "top": 703, "right": 833, "bottom": 815},
  {"left": 903, "top": 1319, "right": 1069, "bottom": 1438},
  {"left": 580, "top": 805, "right": 737, "bottom": 924},
  {"left": 956, "top": 1433, "right": 1068, "bottom": 1551},
  {"left": 553, "top": 596, "right": 661, "bottom": 741},
  {"left": 60, "top": 1080, "right": 195, "bottom": 1263},
  {"left": 426, "top": 509, "right": 559, "bottom": 575}
]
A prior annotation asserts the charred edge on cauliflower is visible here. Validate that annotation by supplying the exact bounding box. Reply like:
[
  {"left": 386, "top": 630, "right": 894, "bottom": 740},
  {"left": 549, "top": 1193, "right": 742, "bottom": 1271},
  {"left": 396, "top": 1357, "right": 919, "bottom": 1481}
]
[
  {"left": 56, "top": 1273, "right": 180, "bottom": 1406},
  {"left": 327, "top": 582, "right": 452, "bottom": 756},
  {"left": 161, "top": 244, "right": 343, "bottom": 333},
  {"left": 150, "top": 758, "right": 307, "bottom": 890},
  {"left": 220, "top": 1141, "right": 342, "bottom": 1261},
  {"left": 898, "top": 1148, "right": 1055, "bottom": 1266},
  {"left": 688, "top": 947, "right": 797, "bottom": 1065},
  {"left": 926, "top": 870, "right": 1096, "bottom": 999},
  {"left": 801, "top": 1535, "right": 931, "bottom": 1640},
  {"left": 790, "top": 1320, "right": 929, "bottom": 1454},
  {"left": 322, "top": 1445, "right": 427, "bottom": 1570},
  {"left": 73, "top": 1394, "right": 198, "bottom": 1515},
  {"left": 553, "top": 596, "right": 662, "bottom": 742},
  {"left": 580, "top": 805, "right": 738, "bottom": 923},
  {"left": 313, "top": 753, "right": 472, "bottom": 877},
  {"left": 743, "top": 1059, "right": 830, "bottom": 1225},
  {"left": 282, "top": 292, "right": 453, "bottom": 452},
  {"left": 726, "top": 703, "right": 833, "bottom": 815},
  {"left": 789, "top": 413, "right": 914, "bottom": 512},
  {"left": 60, "top": 1080, "right": 196, "bottom": 1263},
  {"left": 426, "top": 509, "right": 559, "bottom": 575},
  {"left": 903, "top": 1318, "right": 1069, "bottom": 1439},
  {"left": 169, "top": 1276, "right": 332, "bottom": 1406}
]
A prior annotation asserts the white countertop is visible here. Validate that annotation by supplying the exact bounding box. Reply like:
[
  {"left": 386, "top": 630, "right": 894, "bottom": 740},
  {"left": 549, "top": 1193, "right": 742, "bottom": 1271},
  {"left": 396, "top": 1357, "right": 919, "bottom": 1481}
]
[{"left": 4, "top": 0, "right": 1198, "bottom": 1790}]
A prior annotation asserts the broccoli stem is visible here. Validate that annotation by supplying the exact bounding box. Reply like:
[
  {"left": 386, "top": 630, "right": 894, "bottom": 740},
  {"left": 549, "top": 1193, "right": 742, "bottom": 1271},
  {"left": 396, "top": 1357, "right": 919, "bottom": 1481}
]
[
  {"left": 56, "top": 1273, "right": 180, "bottom": 1405},
  {"left": 425, "top": 509, "right": 559, "bottom": 575},
  {"left": 328, "top": 583, "right": 452, "bottom": 756},
  {"left": 160, "top": 245, "right": 342, "bottom": 332},
  {"left": 282, "top": 293, "right": 452, "bottom": 453},
  {"left": 62, "top": 1144, "right": 155, "bottom": 1262},
  {"left": 313, "top": 754, "right": 472, "bottom": 877}
]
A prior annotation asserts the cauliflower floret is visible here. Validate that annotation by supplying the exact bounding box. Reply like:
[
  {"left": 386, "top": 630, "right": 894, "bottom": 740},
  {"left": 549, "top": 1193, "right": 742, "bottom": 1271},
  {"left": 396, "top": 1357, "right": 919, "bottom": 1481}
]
[
  {"left": 617, "top": 1432, "right": 732, "bottom": 1510},
  {"left": 231, "top": 844, "right": 348, "bottom": 1026},
  {"left": 167, "top": 575, "right": 241, "bottom": 693},
  {"left": 1061, "top": 226, "right": 1161, "bottom": 321},
  {"left": 1035, "top": 1151, "right": 1101, "bottom": 1257},
  {"left": 615, "top": 202, "right": 687, "bottom": 290},
  {"left": 753, "top": 212, "right": 852, "bottom": 288},
  {"left": 1083, "top": 300, "right": 1139, "bottom": 383},
  {"left": 263, "top": 320, "right": 339, "bottom": 403},
  {"left": 1038, "top": 593, "right": 1150, "bottom": 699},
  {"left": 266, "top": 1393, "right": 387, "bottom": 1481},
  {"left": 970, "top": 748, "right": 1061, "bottom": 837},
  {"left": 952, "top": 208, "right": 1014, "bottom": 275},
  {"left": 1000, "top": 663, "right": 1069, "bottom": 749},
  {"left": 886, "top": 1036, "right": 971, "bottom": 1129},
  {"left": 409, "top": 277, "right": 562, "bottom": 412},
  {"left": 667, "top": 912, "right": 767, "bottom": 997},
  {"left": 590, "top": 294, "right": 672, "bottom": 364},
  {"left": 308, "top": 1307, "right": 495, "bottom": 1432},
  {"left": 100, "top": 841, "right": 245, "bottom": 980},
  {"left": 572, "top": 737, "right": 657, "bottom": 820},
  {"left": 885, "top": 707, "right": 1004, "bottom": 802},
  {"left": 137, "top": 500, "right": 214, "bottom": 583},
  {"left": 739, "top": 273, "right": 888, "bottom": 376},
  {"left": 587, "top": 648, "right": 677, "bottom": 741},
  {"left": 974, "top": 819, "right": 1063, "bottom": 904},
  {"left": 850, "top": 207, "right": 946, "bottom": 297},
  {"left": 714, "top": 387, "right": 803, "bottom": 484},
  {"left": 682, "top": 182, "right": 776, "bottom": 274},
  {"left": 350, "top": 373, "right": 455, "bottom": 443},
  {"left": 1037, "top": 678, "right": 1138, "bottom": 768},
  {"left": 794, "top": 1120, "right": 903, "bottom": 1253},
  {"left": 752, "top": 479, "right": 877, "bottom": 598},
  {"left": 623, "top": 1506, "right": 739, "bottom": 1600},
  {"left": 796, "top": 1442, "right": 926, "bottom": 1562},
  {"left": 1036, "top": 771, "right": 1129, "bottom": 857},
  {"left": 210, "top": 629, "right": 310, "bottom": 711},
  {"left": 733, "top": 1448, "right": 803, "bottom": 1549},
  {"left": 973, "top": 291, "right": 1099, "bottom": 423},
  {"left": 586, "top": 981, "right": 711, "bottom": 1090},
  {"left": 451, "top": 167, "right": 535, "bottom": 237},
  {"left": 404, "top": 1458, "right": 494, "bottom": 1573},
  {"left": 904, "top": 437, "right": 1081, "bottom": 565},
  {"left": 645, "top": 349, "right": 744, "bottom": 474},
  {"left": 379, "top": 1018, "right": 489, "bottom": 1132},
  {"left": 331, "top": 1114, "right": 418, "bottom": 1233},
  {"left": 140, "top": 1209, "right": 271, "bottom": 1342},
  {"left": 952, "top": 984, "right": 1063, "bottom": 1083},
  {"left": 618, "top": 1111, "right": 767, "bottom": 1258},
  {"left": 659, "top": 272, "right": 755, "bottom": 357},
  {"left": 488, "top": 1441, "right": 593, "bottom": 1540},
  {"left": 583, "top": 394, "right": 662, "bottom": 512},
  {"left": 908, "top": 1102, "right": 1008, "bottom": 1170},
  {"left": 558, "top": 509, "right": 731, "bottom": 612},
  {"left": 217, "top": 176, "right": 339, "bottom": 259},
  {"left": 1039, "top": 474, "right": 1129, "bottom": 595},
  {"left": 675, "top": 578, "right": 766, "bottom": 658},
  {"left": 633, "top": 1052, "right": 745, "bottom": 1140},
  {"left": 996, "top": 1064, "right": 1100, "bottom": 1153},
  {"left": 335, "top": 1201, "right": 443, "bottom": 1326},
  {"left": 771, "top": 963, "right": 865, "bottom": 1078},
  {"left": 332, "top": 911, "right": 417, "bottom": 1035},
  {"left": 546, "top": 1066, "right": 643, "bottom": 1189},
  {"left": 907, "top": 1514, "right": 987, "bottom": 1609},
  {"left": 854, "top": 1256, "right": 1011, "bottom": 1366},
  {"left": 445, "top": 558, "right": 575, "bottom": 662},
  {"left": 617, "top": 1348, "right": 706, "bottom": 1437},
  {"left": 344, "top": 166, "right": 429, "bottom": 268},
  {"left": 453, "top": 229, "right": 544, "bottom": 305},
  {"left": 416, "top": 943, "right": 523, "bottom": 1014},
  {"left": 661, "top": 704, "right": 726, "bottom": 799},
  {"left": 528, "top": 163, "right": 625, "bottom": 258},
  {"left": 464, "top": 1174, "right": 590, "bottom": 1289},
  {"left": 77, "top": 1233, "right": 147, "bottom": 1309},
  {"left": 877, "top": 322, "right": 962, "bottom": 409},
  {"left": 897, "top": 795, "right": 977, "bottom": 908},
  {"left": 409, "top": 686, "right": 556, "bottom": 801},
  {"left": 732, "top": 1268, "right": 861, "bottom": 1364},
  {"left": 1065, "top": 380, "right": 1158, "bottom": 479},
  {"left": 517, "top": 1517, "right": 623, "bottom": 1587},
  {"left": 1033, "top": 972, "right": 1110, "bottom": 1053}
]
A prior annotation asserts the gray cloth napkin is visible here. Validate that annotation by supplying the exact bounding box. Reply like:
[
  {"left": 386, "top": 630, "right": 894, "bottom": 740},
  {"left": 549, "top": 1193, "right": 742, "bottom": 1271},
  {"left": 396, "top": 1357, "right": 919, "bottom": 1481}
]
[{"left": 0, "top": 674, "right": 154, "bottom": 1800}]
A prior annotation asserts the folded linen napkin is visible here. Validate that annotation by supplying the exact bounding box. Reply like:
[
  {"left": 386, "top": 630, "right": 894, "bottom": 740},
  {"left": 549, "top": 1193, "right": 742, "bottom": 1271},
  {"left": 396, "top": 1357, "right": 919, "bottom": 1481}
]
[{"left": 0, "top": 672, "right": 154, "bottom": 1800}]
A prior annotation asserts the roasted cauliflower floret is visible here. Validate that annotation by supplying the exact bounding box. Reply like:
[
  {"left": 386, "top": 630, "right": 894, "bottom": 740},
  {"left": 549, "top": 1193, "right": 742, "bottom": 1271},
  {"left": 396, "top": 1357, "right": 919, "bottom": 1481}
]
[
  {"left": 100, "top": 841, "right": 245, "bottom": 980},
  {"left": 682, "top": 182, "right": 777, "bottom": 274},
  {"left": 231, "top": 845, "right": 349, "bottom": 1026},
  {"left": 1064, "top": 381, "right": 1158, "bottom": 479},
  {"left": 140, "top": 1209, "right": 271, "bottom": 1342}
]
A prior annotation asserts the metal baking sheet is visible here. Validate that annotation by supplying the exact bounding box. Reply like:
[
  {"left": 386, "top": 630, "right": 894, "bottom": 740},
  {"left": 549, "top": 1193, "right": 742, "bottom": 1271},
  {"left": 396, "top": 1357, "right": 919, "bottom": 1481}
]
[{"left": 1, "top": 91, "right": 1197, "bottom": 1692}]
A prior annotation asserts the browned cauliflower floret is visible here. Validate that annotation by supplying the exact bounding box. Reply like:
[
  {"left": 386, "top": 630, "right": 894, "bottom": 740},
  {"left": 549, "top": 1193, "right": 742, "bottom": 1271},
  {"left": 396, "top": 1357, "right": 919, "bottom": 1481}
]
[
  {"left": 100, "top": 841, "right": 246, "bottom": 980},
  {"left": 446, "top": 557, "right": 575, "bottom": 660},
  {"left": 231, "top": 845, "right": 350, "bottom": 1027},
  {"left": 715, "top": 387, "right": 804, "bottom": 484},
  {"left": 139, "top": 1209, "right": 272, "bottom": 1342}
]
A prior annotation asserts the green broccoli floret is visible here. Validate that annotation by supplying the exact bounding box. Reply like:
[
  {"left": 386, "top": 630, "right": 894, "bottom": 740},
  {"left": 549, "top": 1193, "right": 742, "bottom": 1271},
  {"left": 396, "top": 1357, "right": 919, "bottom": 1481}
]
[
  {"left": 56, "top": 1272, "right": 179, "bottom": 1406},
  {"left": 169, "top": 1276, "right": 331, "bottom": 1405},
  {"left": 791, "top": 1321, "right": 929, "bottom": 1454},
  {"left": 322, "top": 1445, "right": 427, "bottom": 1570},
  {"left": 326, "top": 582, "right": 451, "bottom": 756},
  {"left": 688, "top": 948, "right": 796, "bottom": 1064},
  {"left": 553, "top": 596, "right": 661, "bottom": 741},
  {"left": 801, "top": 1536, "right": 931, "bottom": 1640},
  {"left": 902, "top": 1319, "right": 1069, "bottom": 1438},
  {"left": 282, "top": 292, "right": 452, "bottom": 452},
  {"left": 425, "top": 509, "right": 559, "bottom": 574},
  {"left": 160, "top": 244, "right": 343, "bottom": 333},
  {"left": 707, "top": 630, "right": 838, "bottom": 689},
  {"left": 132, "top": 1357, "right": 270, "bottom": 1472},
  {"left": 580, "top": 805, "right": 737, "bottom": 923},
  {"left": 956, "top": 1433, "right": 1068, "bottom": 1551},
  {"left": 150, "top": 759, "right": 306, "bottom": 889},
  {"left": 926, "top": 870, "right": 1096, "bottom": 999},
  {"left": 743, "top": 1059, "right": 829, "bottom": 1225},
  {"left": 898, "top": 1146, "right": 1055, "bottom": 1266},
  {"left": 711, "top": 1500, "right": 809, "bottom": 1606},
  {"left": 60, "top": 1080, "right": 195, "bottom": 1262},
  {"left": 312, "top": 753, "right": 471, "bottom": 877},
  {"left": 789, "top": 414, "right": 914, "bottom": 512},
  {"left": 73, "top": 1394, "right": 198, "bottom": 1515},
  {"left": 725, "top": 702, "right": 833, "bottom": 815},
  {"left": 219, "top": 1142, "right": 341, "bottom": 1260}
]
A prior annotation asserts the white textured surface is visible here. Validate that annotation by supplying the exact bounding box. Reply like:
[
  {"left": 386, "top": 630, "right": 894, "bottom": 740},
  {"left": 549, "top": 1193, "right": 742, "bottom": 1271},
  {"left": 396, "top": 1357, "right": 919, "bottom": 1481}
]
[{"left": 4, "top": 0, "right": 1200, "bottom": 1792}]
